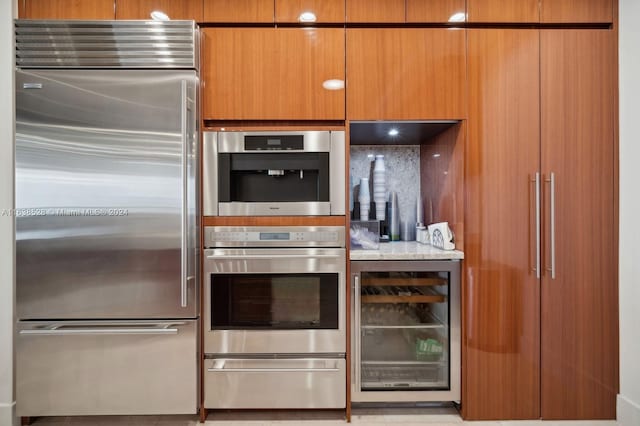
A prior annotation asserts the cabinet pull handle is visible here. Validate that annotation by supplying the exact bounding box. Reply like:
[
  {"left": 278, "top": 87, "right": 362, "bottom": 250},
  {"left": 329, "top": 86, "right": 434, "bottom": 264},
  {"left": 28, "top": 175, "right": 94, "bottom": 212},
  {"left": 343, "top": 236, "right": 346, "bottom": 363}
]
[
  {"left": 533, "top": 173, "right": 541, "bottom": 279},
  {"left": 545, "top": 173, "right": 556, "bottom": 279}
]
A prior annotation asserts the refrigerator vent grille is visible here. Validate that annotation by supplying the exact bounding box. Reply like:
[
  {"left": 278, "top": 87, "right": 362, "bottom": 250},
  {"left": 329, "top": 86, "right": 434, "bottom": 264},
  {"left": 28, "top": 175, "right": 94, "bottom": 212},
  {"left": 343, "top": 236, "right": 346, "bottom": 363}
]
[{"left": 15, "top": 20, "right": 198, "bottom": 69}]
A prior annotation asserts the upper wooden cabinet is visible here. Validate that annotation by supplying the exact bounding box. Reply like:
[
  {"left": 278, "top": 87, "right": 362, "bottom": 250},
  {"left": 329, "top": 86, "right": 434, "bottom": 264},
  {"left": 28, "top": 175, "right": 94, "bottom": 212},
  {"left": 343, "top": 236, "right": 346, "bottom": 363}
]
[
  {"left": 346, "top": 0, "right": 405, "bottom": 22},
  {"left": 406, "top": 0, "right": 466, "bottom": 22},
  {"left": 346, "top": 29, "right": 466, "bottom": 120},
  {"left": 275, "top": 0, "right": 345, "bottom": 23},
  {"left": 202, "top": 28, "right": 345, "bottom": 120},
  {"left": 541, "top": 0, "right": 613, "bottom": 23},
  {"left": 468, "top": 0, "right": 613, "bottom": 23},
  {"left": 18, "top": 0, "right": 115, "bottom": 19},
  {"left": 467, "top": 0, "right": 539, "bottom": 22},
  {"left": 115, "top": 0, "right": 202, "bottom": 20},
  {"left": 203, "top": 0, "right": 274, "bottom": 23}
]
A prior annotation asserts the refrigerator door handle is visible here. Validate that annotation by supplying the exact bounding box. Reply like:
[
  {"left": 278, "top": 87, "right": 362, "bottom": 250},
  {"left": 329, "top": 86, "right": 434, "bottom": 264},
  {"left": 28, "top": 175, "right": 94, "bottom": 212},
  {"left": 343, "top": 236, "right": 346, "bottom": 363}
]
[
  {"left": 19, "top": 322, "right": 187, "bottom": 336},
  {"left": 180, "top": 80, "right": 189, "bottom": 308},
  {"left": 354, "top": 274, "right": 361, "bottom": 394}
]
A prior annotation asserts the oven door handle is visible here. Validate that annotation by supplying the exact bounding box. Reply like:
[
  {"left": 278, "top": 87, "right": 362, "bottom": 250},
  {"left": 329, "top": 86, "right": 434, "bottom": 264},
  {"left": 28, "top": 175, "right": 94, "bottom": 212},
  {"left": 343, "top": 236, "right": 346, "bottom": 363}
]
[{"left": 206, "top": 254, "right": 342, "bottom": 260}]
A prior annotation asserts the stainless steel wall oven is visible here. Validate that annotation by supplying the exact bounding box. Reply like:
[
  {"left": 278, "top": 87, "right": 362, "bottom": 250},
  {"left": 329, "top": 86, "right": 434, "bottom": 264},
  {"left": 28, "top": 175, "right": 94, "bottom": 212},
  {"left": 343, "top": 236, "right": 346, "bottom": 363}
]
[
  {"left": 203, "top": 226, "right": 346, "bottom": 409},
  {"left": 203, "top": 131, "right": 345, "bottom": 216}
]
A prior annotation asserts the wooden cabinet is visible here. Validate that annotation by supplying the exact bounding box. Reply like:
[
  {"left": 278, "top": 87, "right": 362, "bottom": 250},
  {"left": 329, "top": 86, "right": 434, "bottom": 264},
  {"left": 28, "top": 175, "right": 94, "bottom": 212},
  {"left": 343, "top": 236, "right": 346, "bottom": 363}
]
[
  {"left": 202, "top": 28, "right": 345, "bottom": 120},
  {"left": 18, "top": 0, "right": 115, "bottom": 19},
  {"left": 467, "top": 0, "right": 539, "bottom": 22},
  {"left": 115, "top": 0, "right": 202, "bottom": 20},
  {"left": 346, "top": 29, "right": 466, "bottom": 120},
  {"left": 275, "top": 0, "right": 344, "bottom": 22},
  {"left": 346, "top": 0, "right": 405, "bottom": 22},
  {"left": 465, "top": 28, "right": 617, "bottom": 420},
  {"left": 466, "top": 29, "right": 541, "bottom": 420},
  {"left": 406, "top": 0, "right": 465, "bottom": 22},
  {"left": 539, "top": 29, "right": 617, "bottom": 420},
  {"left": 541, "top": 0, "right": 613, "bottom": 23},
  {"left": 203, "top": 0, "right": 274, "bottom": 23}
]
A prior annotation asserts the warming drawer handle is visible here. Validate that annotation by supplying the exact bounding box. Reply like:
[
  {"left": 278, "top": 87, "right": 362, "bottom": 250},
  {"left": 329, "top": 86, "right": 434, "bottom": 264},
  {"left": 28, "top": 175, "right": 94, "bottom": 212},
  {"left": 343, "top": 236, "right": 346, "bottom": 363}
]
[
  {"left": 206, "top": 254, "right": 342, "bottom": 260},
  {"left": 207, "top": 368, "right": 339, "bottom": 373}
]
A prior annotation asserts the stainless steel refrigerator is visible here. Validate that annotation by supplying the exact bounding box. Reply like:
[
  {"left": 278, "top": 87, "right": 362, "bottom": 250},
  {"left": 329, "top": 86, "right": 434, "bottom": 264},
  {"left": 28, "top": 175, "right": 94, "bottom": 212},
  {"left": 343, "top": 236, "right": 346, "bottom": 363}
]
[{"left": 14, "top": 20, "right": 199, "bottom": 416}]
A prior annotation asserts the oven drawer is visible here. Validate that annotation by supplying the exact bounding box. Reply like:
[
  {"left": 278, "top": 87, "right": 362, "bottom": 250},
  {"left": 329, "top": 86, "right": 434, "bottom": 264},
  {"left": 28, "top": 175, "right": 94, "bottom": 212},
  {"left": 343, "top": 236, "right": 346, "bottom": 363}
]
[{"left": 204, "top": 358, "right": 345, "bottom": 409}]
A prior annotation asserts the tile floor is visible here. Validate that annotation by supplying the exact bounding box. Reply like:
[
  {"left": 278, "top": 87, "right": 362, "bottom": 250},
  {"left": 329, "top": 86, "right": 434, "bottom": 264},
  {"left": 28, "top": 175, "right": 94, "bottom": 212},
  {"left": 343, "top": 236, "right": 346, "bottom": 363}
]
[{"left": 25, "top": 406, "right": 620, "bottom": 426}]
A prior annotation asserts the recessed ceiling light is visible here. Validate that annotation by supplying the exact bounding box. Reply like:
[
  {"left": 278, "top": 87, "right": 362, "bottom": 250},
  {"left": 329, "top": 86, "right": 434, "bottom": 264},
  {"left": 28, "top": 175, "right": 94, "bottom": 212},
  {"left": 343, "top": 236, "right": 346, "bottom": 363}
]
[
  {"left": 388, "top": 128, "right": 399, "bottom": 137},
  {"left": 299, "top": 11, "right": 317, "bottom": 23},
  {"left": 150, "top": 10, "right": 170, "bottom": 21},
  {"left": 433, "top": 153, "right": 441, "bottom": 158},
  {"left": 448, "top": 12, "right": 466, "bottom": 22},
  {"left": 322, "top": 79, "right": 345, "bottom": 90}
]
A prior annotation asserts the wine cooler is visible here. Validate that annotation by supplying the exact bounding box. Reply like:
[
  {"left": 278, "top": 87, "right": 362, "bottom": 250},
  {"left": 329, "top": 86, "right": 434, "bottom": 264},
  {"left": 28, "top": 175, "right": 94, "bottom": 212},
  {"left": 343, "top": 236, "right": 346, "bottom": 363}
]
[{"left": 351, "top": 260, "right": 461, "bottom": 402}]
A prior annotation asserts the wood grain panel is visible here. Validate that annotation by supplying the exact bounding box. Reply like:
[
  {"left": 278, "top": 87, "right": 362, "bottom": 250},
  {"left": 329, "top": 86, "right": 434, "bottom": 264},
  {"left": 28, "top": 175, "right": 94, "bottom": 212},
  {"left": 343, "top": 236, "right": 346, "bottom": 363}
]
[
  {"left": 420, "top": 122, "right": 465, "bottom": 252},
  {"left": 406, "top": 0, "right": 465, "bottom": 22},
  {"left": 346, "top": 29, "right": 466, "bottom": 120},
  {"left": 203, "top": 0, "right": 273, "bottom": 22},
  {"left": 202, "top": 28, "right": 345, "bottom": 120},
  {"left": 203, "top": 216, "right": 346, "bottom": 227},
  {"left": 467, "top": 0, "right": 539, "bottom": 22},
  {"left": 465, "top": 29, "right": 541, "bottom": 420},
  {"left": 346, "top": 0, "right": 405, "bottom": 23},
  {"left": 276, "top": 0, "right": 344, "bottom": 22},
  {"left": 540, "top": 29, "right": 617, "bottom": 420},
  {"left": 20, "top": 0, "right": 115, "bottom": 19},
  {"left": 115, "top": 0, "right": 202, "bottom": 20},
  {"left": 541, "top": 0, "right": 612, "bottom": 23}
]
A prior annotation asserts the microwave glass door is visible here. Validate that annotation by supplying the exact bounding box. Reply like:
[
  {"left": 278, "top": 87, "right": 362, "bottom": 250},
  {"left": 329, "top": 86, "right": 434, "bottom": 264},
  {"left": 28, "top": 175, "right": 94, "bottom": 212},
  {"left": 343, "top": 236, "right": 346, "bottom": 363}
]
[
  {"left": 211, "top": 273, "right": 339, "bottom": 330},
  {"left": 218, "top": 153, "right": 329, "bottom": 203}
]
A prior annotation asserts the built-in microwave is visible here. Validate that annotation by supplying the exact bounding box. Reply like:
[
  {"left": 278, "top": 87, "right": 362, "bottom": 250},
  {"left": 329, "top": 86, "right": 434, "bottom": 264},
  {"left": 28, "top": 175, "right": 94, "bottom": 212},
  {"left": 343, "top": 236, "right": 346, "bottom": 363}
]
[{"left": 203, "top": 131, "right": 345, "bottom": 216}]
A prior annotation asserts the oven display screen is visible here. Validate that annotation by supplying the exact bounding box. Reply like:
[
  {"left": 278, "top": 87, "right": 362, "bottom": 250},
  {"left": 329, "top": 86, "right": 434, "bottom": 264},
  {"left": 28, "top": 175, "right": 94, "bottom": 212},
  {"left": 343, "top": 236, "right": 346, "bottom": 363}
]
[
  {"left": 267, "top": 139, "right": 281, "bottom": 146},
  {"left": 259, "top": 232, "right": 290, "bottom": 240}
]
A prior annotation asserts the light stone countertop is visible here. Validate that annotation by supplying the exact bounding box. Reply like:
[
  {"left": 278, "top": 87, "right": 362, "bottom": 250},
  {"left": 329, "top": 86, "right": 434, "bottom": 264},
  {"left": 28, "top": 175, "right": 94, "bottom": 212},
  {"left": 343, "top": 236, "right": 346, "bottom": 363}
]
[{"left": 350, "top": 241, "right": 464, "bottom": 261}]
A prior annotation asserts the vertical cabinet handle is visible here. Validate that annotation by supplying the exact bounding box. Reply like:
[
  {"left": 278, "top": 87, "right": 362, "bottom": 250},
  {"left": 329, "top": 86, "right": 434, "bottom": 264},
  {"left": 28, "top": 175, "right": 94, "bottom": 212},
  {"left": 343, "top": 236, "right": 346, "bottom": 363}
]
[
  {"left": 533, "top": 173, "right": 541, "bottom": 279},
  {"left": 545, "top": 173, "right": 556, "bottom": 279},
  {"left": 180, "top": 80, "right": 188, "bottom": 307}
]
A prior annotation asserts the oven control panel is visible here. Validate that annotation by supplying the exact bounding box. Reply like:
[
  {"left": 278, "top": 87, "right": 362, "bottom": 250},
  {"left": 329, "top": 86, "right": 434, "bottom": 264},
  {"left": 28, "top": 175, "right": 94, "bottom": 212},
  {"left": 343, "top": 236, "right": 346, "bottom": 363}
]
[{"left": 205, "top": 226, "right": 345, "bottom": 248}]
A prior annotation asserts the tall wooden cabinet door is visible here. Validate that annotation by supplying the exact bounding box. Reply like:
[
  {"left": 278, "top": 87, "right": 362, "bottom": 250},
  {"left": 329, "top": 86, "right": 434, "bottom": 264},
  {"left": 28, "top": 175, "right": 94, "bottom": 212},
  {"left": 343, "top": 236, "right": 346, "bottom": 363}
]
[
  {"left": 465, "top": 29, "right": 541, "bottom": 420},
  {"left": 346, "top": 0, "right": 405, "bottom": 22},
  {"left": 115, "top": 0, "right": 202, "bottom": 20},
  {"left": 406, "top": 0, "right": 465, "bottom": 22},
  {"left": 203, "top": 0, "right": 274, "bottom": 22},
  {"left": 202, "top": 28, "right": 345, "bottom": 120},
  {"left": 467, "top": 0, "right": 539, "bottom": 22},
  {"left": 540, "top": 29, "right": 617, "bottom": 420},
  {"left": 541, "top": 0, "right": 613, "bottom": 23},
  {"left": 346, "top": 29, "right": 465, "bottom": 120},
  {"left": 275, "top": 0, "right": 344, "bottom": 22},
  {"left": 19, "top": 0, "right": 115, "bottom": 19}
]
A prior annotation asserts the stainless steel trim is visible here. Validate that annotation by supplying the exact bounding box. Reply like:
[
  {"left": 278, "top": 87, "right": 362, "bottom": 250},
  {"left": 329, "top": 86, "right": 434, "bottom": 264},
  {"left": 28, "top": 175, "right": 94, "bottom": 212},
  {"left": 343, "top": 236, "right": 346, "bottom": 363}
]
[
  {"left": 218, "top": 202, "right": 330, "bottom": 216},
  {"left": 203, "top": 132, "right": 218, "bottom": 216},
  {"left": 547, "top": 172, "right": 556, "bottom": 279},
  {"left": 180, "top": 80, "right": 188, "bottom": 308},
  {"left": 205, "top": 226, "right": 345, "bottom": 248},
  {"left": 329, "top": 131, "right": 346, "bottom": 215},
  {"left": 535, "top": 172, "right": 541, "bottom": 279},
  {"left": 354, "top": 274, "right": 362, "bottom": 394},
  {"left": 217, "top": 131, "right": 331, "bottom": 153},
  {"left": 15, "top": 20, "right": 198, "bottom": 69}
]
